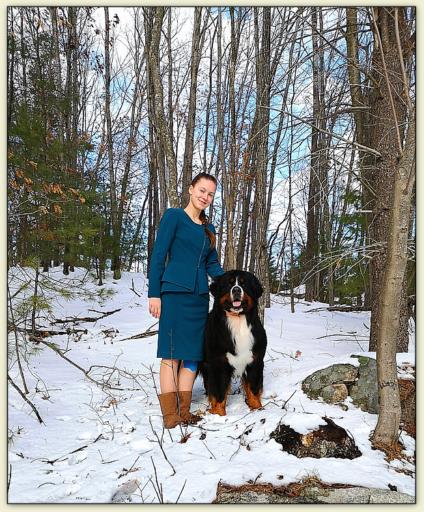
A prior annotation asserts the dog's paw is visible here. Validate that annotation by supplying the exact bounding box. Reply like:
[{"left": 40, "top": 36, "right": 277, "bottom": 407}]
[{"left": 208, "top": 406, "right": 227, "bottom": 416}]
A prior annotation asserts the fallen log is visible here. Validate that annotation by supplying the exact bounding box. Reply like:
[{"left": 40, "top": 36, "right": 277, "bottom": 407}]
[
  {"left": 10, "top": 325, "right": 88, "bottom": 338},
  {"left": 306, "top": 306, "right": 369, "bottom": 313}
]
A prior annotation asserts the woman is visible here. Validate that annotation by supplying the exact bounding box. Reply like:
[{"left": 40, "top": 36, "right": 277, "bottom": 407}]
[{"left": 148, "top": 172, "right": 225, "bottom": 429}]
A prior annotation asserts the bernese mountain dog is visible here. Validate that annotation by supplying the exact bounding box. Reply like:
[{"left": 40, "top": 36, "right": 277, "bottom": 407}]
[{"left": 199, "top": 270, "right": 267, "bottom": 416}]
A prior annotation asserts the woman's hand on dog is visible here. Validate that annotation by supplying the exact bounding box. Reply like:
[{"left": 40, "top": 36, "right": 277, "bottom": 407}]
[{"left": 149, "top": 297, "right": 161, "bottom": 319}]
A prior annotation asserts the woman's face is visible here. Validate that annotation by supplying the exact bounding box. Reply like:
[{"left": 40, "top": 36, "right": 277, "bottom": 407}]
[{"left": 189, "top": 178, "right": 216, "bottom": 210}]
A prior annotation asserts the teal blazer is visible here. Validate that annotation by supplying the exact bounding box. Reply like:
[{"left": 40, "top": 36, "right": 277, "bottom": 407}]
[{"left": 148, "top": 208, "right": 225, "bottom": 298}]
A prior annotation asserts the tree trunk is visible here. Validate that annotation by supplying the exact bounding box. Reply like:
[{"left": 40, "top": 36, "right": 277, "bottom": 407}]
[
  {"left": 252, "top": 7, "right": 271, "bottom": 323},
  {"left": 372, "top": 108, "right": 415, "bottom": 448},
  {"left": 104, "top": 7, "right": 120, "bottom": 279},
  {"left": 368, "top": 7, "right": 410, "bottom": 353},
  {"left": 345, "top": 7, "right": 373, "bottom": 309},
  {"left": 181, "top": 7, "right": 206, "bottom": 206},
  {"left": 147, "top": 7, "right": 179, "bottom": 208},
  {"left": 304, "top": 7, "right": 321, "bottom": 302}
]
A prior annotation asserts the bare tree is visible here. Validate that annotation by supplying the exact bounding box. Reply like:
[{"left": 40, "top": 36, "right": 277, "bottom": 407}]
[
  {"left": 370, "top": 7, "right": 415, "bottom": 449},
  {"left": 181, "top": 7, "right": 208, "bottom": 206}
]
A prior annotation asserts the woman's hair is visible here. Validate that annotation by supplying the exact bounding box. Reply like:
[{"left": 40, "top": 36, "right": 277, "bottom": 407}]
[{"left": 191, "top": 172, "right": 218, "bottom": 249}]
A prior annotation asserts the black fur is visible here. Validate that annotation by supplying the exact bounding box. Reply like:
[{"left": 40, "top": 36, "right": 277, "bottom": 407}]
[{"left": 199, "top": 270, "right": 267, "bottom": 414}]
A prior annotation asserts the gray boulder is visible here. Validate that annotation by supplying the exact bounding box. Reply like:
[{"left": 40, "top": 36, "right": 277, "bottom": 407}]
[
  {"left": 321, "top": 383, "right": 349, "bottom": 403},
  {"left": 349, "top": 355, "right": 378, "bottom": 413},
  {"left": 302, "top": 364, "right": 358, "bottom": 400}
]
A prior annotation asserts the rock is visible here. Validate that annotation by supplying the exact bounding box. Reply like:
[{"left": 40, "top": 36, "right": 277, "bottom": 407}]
[
  {"left": 321, "top": 383, "right": 348, "bottom": 403},
  {"left": 319, "top": 487, "right": 415, "bottom": 504},
  {"left": 110, "top": 479, "right": 139, "bottom": 503},
  {"left": 302, "top": 358, "right": 416, "bottom": 436},
  {"left": 349, "top": 355, "right": 378, "bottom": 413},
  {"left": 214, "top": 482, "right": 414, "bottom": 504},
  {"left": 302, "top": 364, "right": 358, "bottom": 399}
]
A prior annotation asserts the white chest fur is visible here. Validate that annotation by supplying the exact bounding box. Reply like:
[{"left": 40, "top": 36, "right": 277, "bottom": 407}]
[{"left": 225, "top": 315, "right": 254, "bottom": 377}]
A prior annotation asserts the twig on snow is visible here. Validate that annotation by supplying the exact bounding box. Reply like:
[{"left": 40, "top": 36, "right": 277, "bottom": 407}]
[{"left": 148, "top": 416, "right": 176, "bottom": 475}]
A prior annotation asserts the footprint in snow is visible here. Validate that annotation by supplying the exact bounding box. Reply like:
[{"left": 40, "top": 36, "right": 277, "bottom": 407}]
[
  {"left": 65, "top": 483, "right": 82, "bottom": 496},
  {"left": 68, "top": 452, "right": 87, "bottom": 465},
  {"left": 130, "top": 439, "right": 153, "bottom": 451},
  {"left": 122, "top": 422, "right": 136, "bottom": 434},
  {"left": 116, "top": 436, "right": 131, "bottom": 445},
  {"left": 77, "top": 431, "right": 95, "bottom": 441},
  {"left": 56, "top": 415, "right": 72, "bottom": 421}
]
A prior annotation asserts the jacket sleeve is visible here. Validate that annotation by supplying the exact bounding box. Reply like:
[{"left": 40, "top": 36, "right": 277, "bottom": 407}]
[
  {"left": 148, "top": 208, "right": 179, "bottom": 298},
  {"left": 206, "top": 224, "right": 225, "bottom": 278}
]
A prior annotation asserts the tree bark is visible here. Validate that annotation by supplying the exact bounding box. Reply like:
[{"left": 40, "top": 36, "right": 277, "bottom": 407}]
[
  {"left": 252, "top": 7, "right": 271, "bottom": 323},
  {"left": 104, "top": 7, "right": 120, "bottom": 279},
  {"left": 372, "top": 107, "right": 415, "bottom": 448},
  {"left": 181, "top": 7, "right": 207, "bottom": 206},
  {"left": 368, "top": 7, "right": 411, "bottom": 352},
  {"left": 147, "top": 7, "right": 179, "bottom": 208},
  {"left": 304, "top": 7, "right": 321, "bottom": 302}
]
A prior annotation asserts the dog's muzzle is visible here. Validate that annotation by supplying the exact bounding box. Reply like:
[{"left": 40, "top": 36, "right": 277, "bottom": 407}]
[{"left": 230, "top": 285, "right": 244, "bottom": 310}]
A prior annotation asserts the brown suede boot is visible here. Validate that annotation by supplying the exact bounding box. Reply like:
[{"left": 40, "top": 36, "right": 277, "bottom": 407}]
[
  {"left": 178, "top": 390, "right": 202, "bottom": 425},
  {"left": 158, "top": 392, "right": 183, "bottom": 429}
]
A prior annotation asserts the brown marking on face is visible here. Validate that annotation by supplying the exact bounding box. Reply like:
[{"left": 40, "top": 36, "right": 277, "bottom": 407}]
[
  {"left": 219, "top": 292, "right": 232, "bottom": 306},
  {"left": 243, "top": 293, "right": 254, "bottom": 311},
  {"left": 242, "top": 379, "right": 263, "bottom": 410}
]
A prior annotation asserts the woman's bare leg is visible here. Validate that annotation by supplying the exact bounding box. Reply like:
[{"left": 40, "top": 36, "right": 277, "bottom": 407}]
[
  {"left": 178, "top": 362, "right": 197, "bottom": 391},
  {"left": 159, "top": 359, "right": 179, "bottom": 393}
]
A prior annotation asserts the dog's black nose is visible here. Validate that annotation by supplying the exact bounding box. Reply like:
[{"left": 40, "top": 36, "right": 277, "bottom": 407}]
[{"left": 232, "top": 286, "right": 242, "bottom": 294}]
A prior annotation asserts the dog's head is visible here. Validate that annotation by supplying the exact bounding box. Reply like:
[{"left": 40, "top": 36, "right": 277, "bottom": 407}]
[{"left": 210, "top": 270, "right": 263, "bottom": 314}]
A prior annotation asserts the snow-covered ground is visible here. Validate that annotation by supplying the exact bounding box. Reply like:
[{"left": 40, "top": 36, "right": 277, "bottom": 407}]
[{"left": 7, "top": 267, "right": 415, "bottom": 503}]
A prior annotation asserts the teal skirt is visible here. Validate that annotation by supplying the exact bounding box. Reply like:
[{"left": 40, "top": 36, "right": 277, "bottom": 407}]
[{"left": 157, "top": 280, "right": 209, "bottom": 361}]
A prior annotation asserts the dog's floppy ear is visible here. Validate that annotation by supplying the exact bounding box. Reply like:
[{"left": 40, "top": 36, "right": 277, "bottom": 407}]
[
  {"left": 209, "top": 275, "right": 222, "bottom": 297},
  {"left": 251, "top": 274, "right": 263, "bottom": 299}
]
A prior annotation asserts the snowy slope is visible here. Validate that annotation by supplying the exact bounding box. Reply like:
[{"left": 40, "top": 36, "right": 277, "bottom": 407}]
[{"left": 7, "top": 267, "right": 415, "bottom": 503}]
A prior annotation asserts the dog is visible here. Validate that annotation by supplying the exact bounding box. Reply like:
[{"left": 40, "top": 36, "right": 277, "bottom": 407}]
[{"left": 199, "top": 270, "right": 267, "bottom": 416}]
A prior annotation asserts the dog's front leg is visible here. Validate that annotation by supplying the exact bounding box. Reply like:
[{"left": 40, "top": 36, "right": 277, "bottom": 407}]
[
  {"left": 242, "top": 360, "right": 264, "bottom": 410},
  {"left": 207, "top": 365, "right": 232, "bottom": 416}
]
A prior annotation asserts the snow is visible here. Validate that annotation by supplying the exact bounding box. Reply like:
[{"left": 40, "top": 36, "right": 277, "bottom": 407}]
[{"left": 7, "top": 267, "right": 415, "bottom": 503}]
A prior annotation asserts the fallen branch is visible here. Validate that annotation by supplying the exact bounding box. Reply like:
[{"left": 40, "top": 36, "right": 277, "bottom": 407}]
[
  {"left": 7, "top": 464, "right": 12, "bottom": 495},
  {"left": 150, "top": 456, "right": 165, "bottom": 502},
  {"left": 51, "top": 308, "right": 121, "bottom": 324},
  {"left": 29, "top": 337, "right": 135, "bottom": 391},
  {"left": 282, "top": 390, "right": 297, "bottom": 410},
  {"left": 120, "top": 324, "right": 159, "bottom": 341},
  {"left": 7, "top": 374, "right": 44, "bottom": 424},
  {"left": 316, "top": 333, "right": 368, "bottom": 340},
  {"left": 270, "top": 348, "right": 300, "bottom": 361},
  {"left": 33, "top": 433, "right": 104, "bottom": 465},
  {"left": 175, "top": 479, "right": 187, "bottom": 503},
  {"left": 130, "top": 278, "right": 141, "bottom": 297}
]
